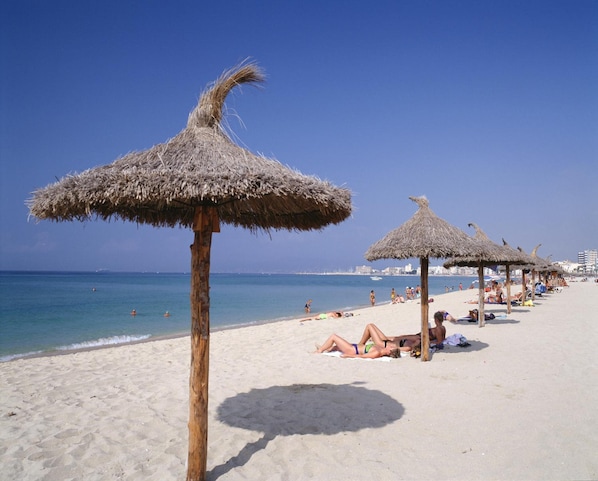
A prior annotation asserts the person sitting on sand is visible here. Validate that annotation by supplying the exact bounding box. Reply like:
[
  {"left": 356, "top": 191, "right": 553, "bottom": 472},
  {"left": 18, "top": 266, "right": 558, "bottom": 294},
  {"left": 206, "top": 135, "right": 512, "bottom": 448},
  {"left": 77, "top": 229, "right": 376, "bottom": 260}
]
[
  {"left": 301, "top": 311, "right": 352, "bottom": 322},
  {"left": 410, "top": 311, "right": 447, "bottom": 345},
  {"left": 392, "top": 294, "right": 406, "bottom": 304},
  {"left": 315, "top": 333, "right": 401, "bottom": 359},
  {"left": 428, "top": 311, "right": 447, "bottom": 345},
  {"left": 486, "top": 287, "right": 504, "bottom": 303}
]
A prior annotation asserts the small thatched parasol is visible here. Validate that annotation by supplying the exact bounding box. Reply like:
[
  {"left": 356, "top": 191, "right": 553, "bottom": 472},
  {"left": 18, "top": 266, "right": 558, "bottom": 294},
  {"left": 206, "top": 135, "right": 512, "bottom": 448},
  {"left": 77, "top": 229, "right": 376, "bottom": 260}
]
[
  {"left": 364, "top": 196, "right": 482, "bottom": 361},
  {"left": 516, "top": 246, "right": 534, "bottom": 299},
  {"left": 501, "top": 238, "right": 535, "bottom": 313},
  {"left": 523, "top": 244, "right": 545, "bottom": 301},
  {"left": 27, "top": 62, "right": 352, "bottom": 481},
  {"left": 444, "top": 223, "right": 529, "bottom": 324}
]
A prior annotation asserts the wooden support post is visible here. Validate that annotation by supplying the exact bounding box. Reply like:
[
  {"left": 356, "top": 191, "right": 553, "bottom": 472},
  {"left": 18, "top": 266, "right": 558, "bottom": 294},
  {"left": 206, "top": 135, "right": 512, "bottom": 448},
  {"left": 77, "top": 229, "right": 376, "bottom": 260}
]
[
  {"left": 187, "top": 206, "right": 219, "bottom": 481},
  {"left": 478, "top": 266, "right": 485, "bottom": 327},
  {"left": 505, "top": 266, "right": 512, "bottom": 315},
  {"left": 420, "top": 257, "right": 430, "bottom": 361}
]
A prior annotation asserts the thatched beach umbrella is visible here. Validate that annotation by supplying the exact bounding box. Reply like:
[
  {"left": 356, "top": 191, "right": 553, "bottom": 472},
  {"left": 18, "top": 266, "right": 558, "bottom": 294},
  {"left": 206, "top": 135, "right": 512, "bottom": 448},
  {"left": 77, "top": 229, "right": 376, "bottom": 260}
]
[
  {"left": 364, "top": 196, "right": 482, "bottom": 361},
  {"left": 516, "top": 246, "right": 535, "bottom": 300},
  {"left": 27, "top": 62, "right": 352, "bottom": 481},
  {"left": 501, "top": 238, "right": 534, "bottom": 313},
  {"left": 444, "top": 223, "right": 528, "bottom": 325},
  {"left": 526, "top": 244, "right": 544, "bottom": 301}
]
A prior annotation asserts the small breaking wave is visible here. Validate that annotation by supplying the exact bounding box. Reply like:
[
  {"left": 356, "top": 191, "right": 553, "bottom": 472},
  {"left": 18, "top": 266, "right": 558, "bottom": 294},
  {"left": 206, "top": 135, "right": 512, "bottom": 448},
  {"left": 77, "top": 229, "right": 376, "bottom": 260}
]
[
  {"left": 0, "top": 351, "right": 44, "bottom": 363},
  {"left": 56, "top": 334, "right": 152, "bottom": 351},
  {"left": 0, "top": 334, "right": 152, "bottom": 363}
]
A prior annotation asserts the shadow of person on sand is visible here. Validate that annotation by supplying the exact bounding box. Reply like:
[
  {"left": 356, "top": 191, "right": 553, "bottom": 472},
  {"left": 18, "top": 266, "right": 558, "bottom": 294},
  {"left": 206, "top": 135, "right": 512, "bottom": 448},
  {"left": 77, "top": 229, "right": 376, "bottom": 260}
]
[{"left": 209, "top": 383, "right": 404, "bottom": 479}]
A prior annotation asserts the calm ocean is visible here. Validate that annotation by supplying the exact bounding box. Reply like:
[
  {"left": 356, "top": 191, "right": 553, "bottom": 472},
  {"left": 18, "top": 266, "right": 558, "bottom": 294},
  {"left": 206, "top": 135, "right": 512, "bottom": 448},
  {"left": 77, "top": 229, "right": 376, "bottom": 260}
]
[{"left": 0, "top": 271, "right": 474, "bottom": 361}]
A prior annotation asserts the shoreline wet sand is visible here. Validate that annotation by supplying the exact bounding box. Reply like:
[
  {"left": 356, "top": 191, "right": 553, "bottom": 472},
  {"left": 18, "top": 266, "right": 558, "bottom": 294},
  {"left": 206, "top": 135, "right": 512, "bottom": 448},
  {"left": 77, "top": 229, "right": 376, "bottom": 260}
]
[{"left": 1, "top": 280, "right": 597, "bottom": 480}]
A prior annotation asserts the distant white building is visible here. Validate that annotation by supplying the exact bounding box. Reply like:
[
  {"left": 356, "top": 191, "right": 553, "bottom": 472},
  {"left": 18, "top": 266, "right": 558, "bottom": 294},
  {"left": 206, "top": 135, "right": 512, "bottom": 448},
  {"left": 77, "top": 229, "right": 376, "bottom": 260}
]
[
  {"left": 577, "top": 249, "right": 597, "bottom": 274},
  {"left": 355, "top": 265, "right": 373, "bottom": 275}
]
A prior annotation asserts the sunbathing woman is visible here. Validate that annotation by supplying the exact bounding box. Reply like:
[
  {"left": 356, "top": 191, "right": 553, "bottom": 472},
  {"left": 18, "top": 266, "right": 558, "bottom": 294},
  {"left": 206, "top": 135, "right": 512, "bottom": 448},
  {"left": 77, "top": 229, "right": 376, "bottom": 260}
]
[
  {"left": 356, "top": 323, "right": 421, "bottom": 352},
  {"left": 301, "top": 311, "right": 353, "bottom": 322},
  {"left": 315, "top": 333, "right": 400, "bottom": 359}
]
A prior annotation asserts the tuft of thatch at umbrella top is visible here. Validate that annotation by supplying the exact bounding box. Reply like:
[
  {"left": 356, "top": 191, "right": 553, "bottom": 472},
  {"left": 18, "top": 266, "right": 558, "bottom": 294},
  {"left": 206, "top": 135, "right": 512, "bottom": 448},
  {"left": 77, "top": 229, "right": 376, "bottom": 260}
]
[
  {"left": 364, "top": 196, "right": 482, "bottom": 261},
  {"left": 27, "top": 62, "right": 352, "bottom": 232}
]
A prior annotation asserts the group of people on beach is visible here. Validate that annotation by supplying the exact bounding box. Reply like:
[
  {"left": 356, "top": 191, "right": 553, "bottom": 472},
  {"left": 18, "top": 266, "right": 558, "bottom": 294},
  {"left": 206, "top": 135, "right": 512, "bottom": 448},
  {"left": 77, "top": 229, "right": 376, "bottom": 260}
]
[{"left": 313, "top": 310, "right": 448, "bottom": 359}]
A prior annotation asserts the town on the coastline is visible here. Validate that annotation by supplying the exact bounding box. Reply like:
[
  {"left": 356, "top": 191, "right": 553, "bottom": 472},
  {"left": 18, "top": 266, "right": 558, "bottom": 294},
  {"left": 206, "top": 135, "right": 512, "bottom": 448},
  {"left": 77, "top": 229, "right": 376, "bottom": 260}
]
[{"left": 337, "top": 248, "right": 597, "bottom": 277}]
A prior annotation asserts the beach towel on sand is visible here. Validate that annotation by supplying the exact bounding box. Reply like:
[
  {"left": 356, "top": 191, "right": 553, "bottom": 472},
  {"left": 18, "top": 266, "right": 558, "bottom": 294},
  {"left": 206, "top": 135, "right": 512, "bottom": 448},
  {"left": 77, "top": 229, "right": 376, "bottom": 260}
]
[{"left": 443, "top": 334, "right": 471, "bottom": 347}]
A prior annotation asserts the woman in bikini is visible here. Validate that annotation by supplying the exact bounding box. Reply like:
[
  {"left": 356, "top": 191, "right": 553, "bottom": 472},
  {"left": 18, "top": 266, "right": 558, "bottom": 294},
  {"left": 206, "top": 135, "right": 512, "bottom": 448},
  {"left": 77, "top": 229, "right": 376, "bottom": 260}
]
[
  {"left": 358, "top": 313, "right": 446, "bottom": 351},
  {"left": 315, "top": 333, "right": 400, "bottom": 359},
  {"left": 356, "top": 323, "right": 421, "bottom": 352}
]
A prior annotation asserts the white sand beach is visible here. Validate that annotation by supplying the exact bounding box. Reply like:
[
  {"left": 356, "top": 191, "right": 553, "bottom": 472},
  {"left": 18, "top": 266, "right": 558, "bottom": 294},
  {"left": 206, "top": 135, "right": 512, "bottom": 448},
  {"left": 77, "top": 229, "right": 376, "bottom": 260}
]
[{"left": 1, "top": 280, "right": 597, "bottom": 480}]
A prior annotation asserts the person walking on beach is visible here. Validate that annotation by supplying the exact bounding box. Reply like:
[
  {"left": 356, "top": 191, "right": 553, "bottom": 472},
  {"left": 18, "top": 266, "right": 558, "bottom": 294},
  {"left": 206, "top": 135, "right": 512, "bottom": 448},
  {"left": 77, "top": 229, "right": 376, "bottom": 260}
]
[
  {"left": 370, "top": 289, "right": 376, "bottom": 306},
  {"left": 390, "top": 288, "right": 396, "bottom": 303},
  {"left": 315, "top": 333, "right": 400, "bottom": 359}
]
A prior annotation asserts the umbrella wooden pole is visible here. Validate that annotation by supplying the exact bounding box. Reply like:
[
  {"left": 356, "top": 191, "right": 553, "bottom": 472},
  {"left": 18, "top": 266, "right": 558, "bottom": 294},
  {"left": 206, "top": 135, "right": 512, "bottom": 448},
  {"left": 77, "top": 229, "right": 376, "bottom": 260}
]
[
  {"left": 187, "top": 206, "right": 219, "bottom": 481},
  {"left": 420, "top": 257, "right": 430, "bottom": 361},
  {"left": 477, "top": 267, "right": 485, "bottom": 327},
  {"left": 505, "top": 266, "right": 512, "bottom": 314}
]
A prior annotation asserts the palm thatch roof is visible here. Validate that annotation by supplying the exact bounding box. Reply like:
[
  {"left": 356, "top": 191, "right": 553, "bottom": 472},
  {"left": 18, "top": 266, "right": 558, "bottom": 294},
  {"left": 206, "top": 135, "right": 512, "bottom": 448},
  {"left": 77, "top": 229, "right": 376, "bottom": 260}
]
[
  {"left": 516, "top": 244, "right": 544, "bottom": 272},
  {"left": 443, "top": 223, "right": 528, "bottom": 268},
  {"left": 27, "top": 62, "right": 352, "bottom": 231},
  {"left": 364, "top": 196, "right": 482, "bottom": 261}
]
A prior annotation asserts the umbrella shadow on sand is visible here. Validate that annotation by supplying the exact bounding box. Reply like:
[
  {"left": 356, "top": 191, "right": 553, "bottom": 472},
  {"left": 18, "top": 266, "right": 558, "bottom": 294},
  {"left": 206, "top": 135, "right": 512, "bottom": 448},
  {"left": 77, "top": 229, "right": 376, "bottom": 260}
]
[{"left": 210, "top": 382, "right": 404, "bottom": 479}]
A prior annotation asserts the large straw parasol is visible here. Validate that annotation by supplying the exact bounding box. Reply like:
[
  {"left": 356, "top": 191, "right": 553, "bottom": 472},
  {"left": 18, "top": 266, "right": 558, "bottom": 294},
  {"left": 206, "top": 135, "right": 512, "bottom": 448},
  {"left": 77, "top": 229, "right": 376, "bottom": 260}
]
[
  {"left": 444, "top": 223, "right": 529, "bottom": 324},
  {"left": 364, "top": 196, "right": 482, "bottom": 361},
  {"left": 27, "top": 62, "right": 352, "bottom": 481}
]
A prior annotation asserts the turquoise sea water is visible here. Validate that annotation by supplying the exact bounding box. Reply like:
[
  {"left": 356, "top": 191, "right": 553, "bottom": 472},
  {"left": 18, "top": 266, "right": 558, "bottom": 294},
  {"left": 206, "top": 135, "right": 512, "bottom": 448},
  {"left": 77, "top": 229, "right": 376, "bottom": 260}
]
[{"left": 0, "top": 271, "right": 474, "bottom": 361}]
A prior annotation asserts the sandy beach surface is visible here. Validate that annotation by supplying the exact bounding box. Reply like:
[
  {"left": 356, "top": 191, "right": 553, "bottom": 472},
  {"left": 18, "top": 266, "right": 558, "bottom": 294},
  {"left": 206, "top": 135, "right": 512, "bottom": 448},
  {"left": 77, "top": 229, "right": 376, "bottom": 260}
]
[{"left": 1, "top": 279, "right": 597, "bottom": 480}]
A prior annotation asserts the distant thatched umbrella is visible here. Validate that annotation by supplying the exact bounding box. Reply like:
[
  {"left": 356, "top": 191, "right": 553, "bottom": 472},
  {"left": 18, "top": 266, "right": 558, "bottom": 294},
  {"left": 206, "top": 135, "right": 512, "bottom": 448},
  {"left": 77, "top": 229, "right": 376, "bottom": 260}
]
[
  {"left": 444, "top": 223, "right": 528, "bottom": 324},
  {"left": 27, "top": 62, "right": 352, "bottom": 481},
  {"left": 365, "top": 196, "right": 481, "bottom": 361},
  {"left": 528, "top": 244, "right": 544, "bottom": 301},
  {"left": 514, "top": 244, "right": 544, "bottom": 301},
  {"left": 501, "top": 238, "right": 534, "bottom": 313}
]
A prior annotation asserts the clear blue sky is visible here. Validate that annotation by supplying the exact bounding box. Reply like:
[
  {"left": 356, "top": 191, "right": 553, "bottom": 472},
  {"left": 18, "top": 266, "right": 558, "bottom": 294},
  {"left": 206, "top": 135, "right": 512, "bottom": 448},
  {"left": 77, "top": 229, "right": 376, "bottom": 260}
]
[{"left": 1, "top": 0, "right": 596, "bottom": 273}]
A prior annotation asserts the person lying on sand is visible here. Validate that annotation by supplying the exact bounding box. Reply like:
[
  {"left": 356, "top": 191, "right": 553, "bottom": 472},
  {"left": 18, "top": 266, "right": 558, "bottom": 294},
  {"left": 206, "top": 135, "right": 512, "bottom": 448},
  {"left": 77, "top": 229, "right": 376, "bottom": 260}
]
[
  {"left": 314, "top": 333, "right": 400, "bottom": 359},
  {"left": 438, "top": 310, "right": 457, "bottom": 323},
  {"left": 357, "top": 312, "right": 446, "bottom": 351},
  {"left": 300, "top": 311, "right": 354, "bottom": 321},
  {"left": 356, "top": 323, "right": 421, "bottom": 352}
]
